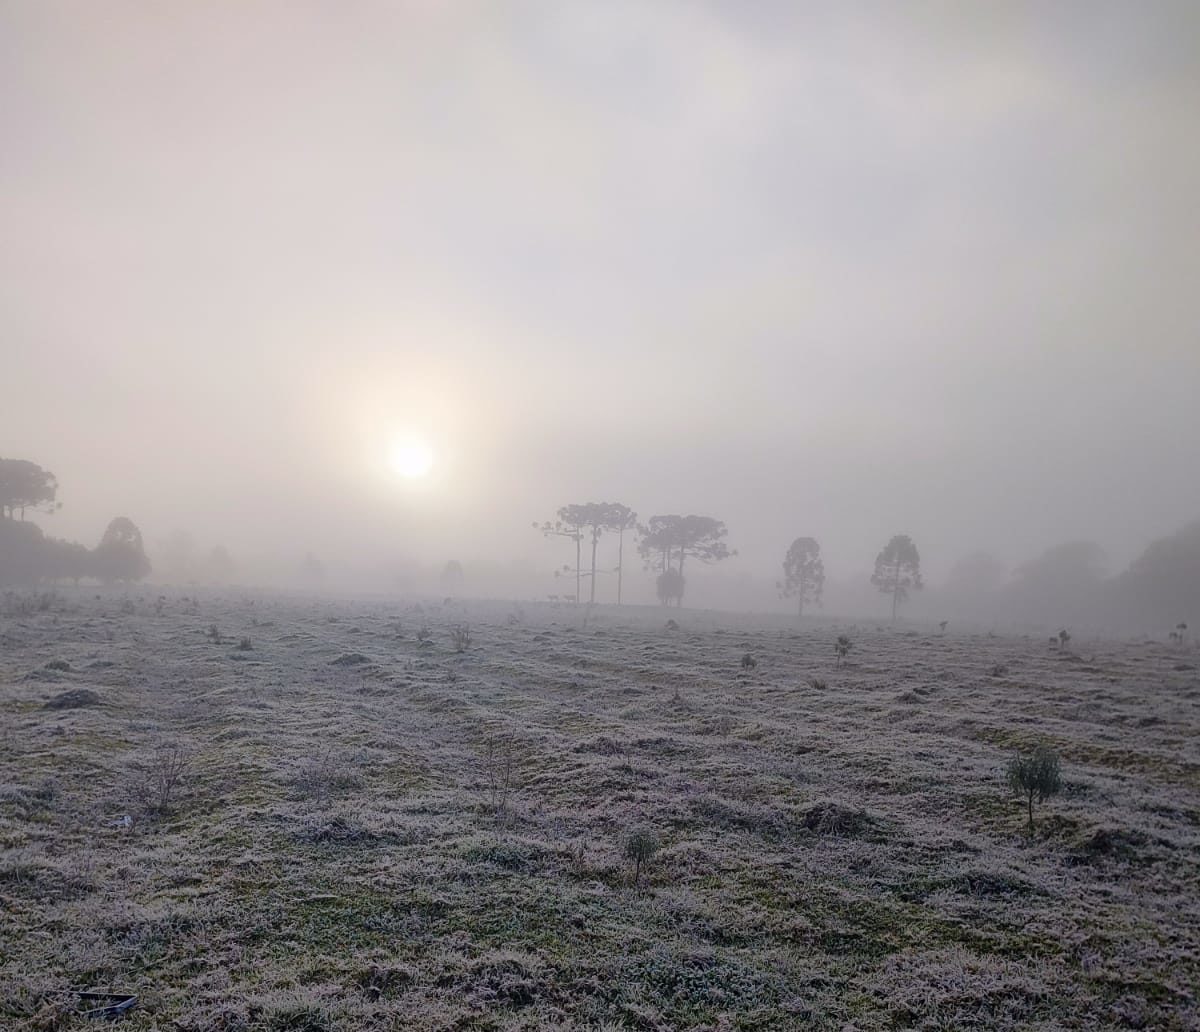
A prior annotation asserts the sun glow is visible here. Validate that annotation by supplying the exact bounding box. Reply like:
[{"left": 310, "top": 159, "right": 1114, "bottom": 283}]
[{"left": 390, "top": 438, "right": 435, "bottom": 479}]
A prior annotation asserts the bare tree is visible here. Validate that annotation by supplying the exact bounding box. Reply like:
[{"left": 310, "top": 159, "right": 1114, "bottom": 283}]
[
  {"left": 779, "top": 537, "right": 825, "bottom": 617},
  {"left": 871, "top": 534, "right": 922, "bottom": 621}
]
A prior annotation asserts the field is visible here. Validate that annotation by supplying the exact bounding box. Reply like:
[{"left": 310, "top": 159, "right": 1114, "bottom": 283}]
[{"left": 1, "top": 589, "right": 1198, "bottom": 1030}]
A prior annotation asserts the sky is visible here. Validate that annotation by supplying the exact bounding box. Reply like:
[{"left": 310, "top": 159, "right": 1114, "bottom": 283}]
[{"left": 3, "top": 1, "right": 1198, "bottom": 596}]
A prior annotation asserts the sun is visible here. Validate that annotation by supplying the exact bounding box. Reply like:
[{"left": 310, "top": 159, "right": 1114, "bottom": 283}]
[{"left": 389, "top": 439, "right": 434, "bottom": 479}]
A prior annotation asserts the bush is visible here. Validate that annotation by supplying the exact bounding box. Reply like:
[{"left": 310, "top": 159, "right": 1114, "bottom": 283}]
[
  {"left": 132, "top": 744, "right": 190, "bottom": 815},
  {"left": 834, "top": 635, "right": 852, "bottom": 666},
  {"left": 1006, "top": 744, "right": 1061, "bottom": 831},
  {"left": 449, "top": 623, "right": 471, "bottom": 652},
  {"left": 624, "top": 826, "right": 660, "bottom": 887}
]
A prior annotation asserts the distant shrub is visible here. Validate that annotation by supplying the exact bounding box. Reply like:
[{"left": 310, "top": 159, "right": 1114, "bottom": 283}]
[
  {"left": 808, "top": 677, "right": 827, "bottom": 690},
  {"left": 1058, "top": 629, "right": 1071, "bottom": 649},
  {"left": 449, "top": 623, "right": 471, "bottom": 652},
  {"left": 834, "top": 635, "right": 852, "bottom": 666},
  {"left": 206, "top": 624, "right": 221, "bottom": 644},
  {"left": 416, "top": 625, "right": 432, "bottom": 645},
  {"left": 740, "top": 652, "right": 757, "bottom": 670},
  {"left": 295, "top": 748, "right": 363, "bottom": 803},
  {"left": 236, "top": 637, "right": 253, "bottom": 651},
  {"left": 1006, "top": 744, "right": 1062, "bottom": 831},
  {"left": 44, "top": 659, "right": 70, "bottom": 672},
  {"left": 132, "top": 744, "right": 190, "bottom": 815},
  {"left": 990, "top": 663, "right": 1009, "bottom": 677},
  {"left": 482, "top": 734, "right": 517, "bottom": 819},
  {"left": 624, "top": 826, "right": 660, "bottom": 887}
]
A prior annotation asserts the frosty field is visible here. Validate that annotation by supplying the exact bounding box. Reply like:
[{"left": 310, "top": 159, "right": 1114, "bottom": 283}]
[{"left": 1, "top": 590, "right": 1198, "bottom": 1031}]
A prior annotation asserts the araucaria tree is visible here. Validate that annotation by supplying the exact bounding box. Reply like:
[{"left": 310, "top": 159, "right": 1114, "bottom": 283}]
[
  {"left": 537, "top": 502, "right": 637, "bottom": 604},
  {"left": 779, "top": 537, "right": 825, "bottom": 617},
  {"left": 871, "top": 534, "right": 923, "bottom": 621},
  {"left": 638, "top": 514, "right": 733, "bottom": 607},
  {"left": 534, "top": 508, "right": 586, "bottom": 603},
  {"left": 605, "top": 503, "right": 637, "bottom": 605}
]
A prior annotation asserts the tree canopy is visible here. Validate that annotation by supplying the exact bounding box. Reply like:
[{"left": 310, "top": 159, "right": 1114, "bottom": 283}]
[
  {"left": 780, "top": 537, "right": 825, "bottom": 617},
  {"left": 871, "top": 534, "right": 923, "bottom": 621},
  {"left": 0, "top": 458, "right": 59, "bottom": 520}
]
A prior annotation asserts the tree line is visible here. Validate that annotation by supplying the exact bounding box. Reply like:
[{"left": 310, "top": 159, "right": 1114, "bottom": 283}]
[
  {"left": 536, "top": 499, "right": 925, "bottom": 617},
  {"left": 0, "top": 458, "right": 151, "bottom": 586}
]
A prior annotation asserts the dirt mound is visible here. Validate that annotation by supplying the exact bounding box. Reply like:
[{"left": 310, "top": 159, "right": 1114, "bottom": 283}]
[{"left": 43, "top": 688, "right": 100, "bottom": 710}]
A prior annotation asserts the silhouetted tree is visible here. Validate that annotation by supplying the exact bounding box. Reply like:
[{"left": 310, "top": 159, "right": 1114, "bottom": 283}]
[
  {"left": 871, "top": 534, "right": 923, "bottom": 621},
  {"left": 535, "top": 509, "right": 586, "bottom": 603},
  {"left": 1111, "top": 519, "right": 1200, "bottom": 628},
  {"left": 605, "top": 503, "right": 638, "bottom": 605},
  {"left": 43, "top": 537, "right": 90, "bottom": 585},
  {"left": 0, "top": 458, "right": 60, "bottom": 521},
  {"left": 656, "top": 568, "right": 685, "bottom": 606},
  {"left": 779, "top": 537, "right": 825, "bottom": 617},
  {"left": 0, "top": 517, "right": 45, "bottom": 586},
  {"left": 1008, "top": 540, "right": 1106, "bottom": 626},
  {"left": 91, "top": 517, "right": 151, "bottom": 584},
  {"left": 638, "top": 514, "right": 733, "bottom": 607}
]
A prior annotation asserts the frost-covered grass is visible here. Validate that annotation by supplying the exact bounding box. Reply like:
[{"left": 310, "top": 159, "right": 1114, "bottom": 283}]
[{"left": 1, "top": 589, "right": 1197, "bottom": 1030}]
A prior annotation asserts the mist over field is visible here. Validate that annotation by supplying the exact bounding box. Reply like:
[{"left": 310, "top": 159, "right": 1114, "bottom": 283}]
[
  {"left": 4, "top": 1, "right": 1199, "bottom": 623},
  {"left": 2, "top": 4, "right": 1199, "bottom": 1031}
]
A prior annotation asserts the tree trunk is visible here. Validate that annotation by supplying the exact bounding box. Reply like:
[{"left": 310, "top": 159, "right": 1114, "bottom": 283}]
[
  {"left": 617, "top": 527, "right": 624, "bottom": 605},
  {"left": 891, "top": 560, "right": 901, "bottom": 622},
  {"left": 1027, "top": 791, "right": 1035, "bottom": 831},
  {"left": 575, "top": 535, "right": 581, "bottom": 603},
  {"left": 589, "top": 528, "right": 598, "bottom": 604}
]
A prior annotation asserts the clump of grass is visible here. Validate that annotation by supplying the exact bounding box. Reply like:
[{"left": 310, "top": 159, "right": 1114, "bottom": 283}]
[
  {"left": 206, "top": 624, "right": 222, "bottom": 644},
  {"left": 236, "top": 636, "right": 253, "bottom": 651},
  {"left": 808, "top": 677, "right": 827, "bottom": 690},
  {"left": 294, "top": 748, "right": 364, "bottom": 803},
  {"left": 990, "top": 663, "right": 1009, "bottom": 677},
  {"left": 416, "top": 625, "right": 432, "bottom": 645},
  {"left": 44, "top": 659, "right": 71, "bottom": 672},
  {"left": 624, "top": 826, "right": 660, "bottom": 887}
]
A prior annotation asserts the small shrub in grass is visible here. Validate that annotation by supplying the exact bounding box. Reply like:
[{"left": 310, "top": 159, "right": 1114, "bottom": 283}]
[
  {"left": 808, "top": 677, "right": 827, "bottom": 690},
  {"left": 1006, "top": 744, "right": 1062, "bottom": 831},
  {"left": 132, "top": 744, "right": 190, "bottom": 815},
  {"left": 235, "top": 637, "right": 252, "bottom": 651},
  {"left": 206, "top": 624, "right": 221, "bottom": 644},
  {"left": 624, "top": 826, "right": 660, "bottom": 887},
  {"left": 449, "top": 623, "right": 471, "bottom": 652},
  {"left": 740, "top": 652, "right": 757, "bottom": 670},
  {"left": 834, "top": 635, "right": 852, "bottom": 666}
]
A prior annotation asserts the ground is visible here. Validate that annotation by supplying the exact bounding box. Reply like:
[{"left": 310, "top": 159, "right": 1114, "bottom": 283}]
[{"left": 1, "top": 589, "right": 1197, "bottom": 1030}]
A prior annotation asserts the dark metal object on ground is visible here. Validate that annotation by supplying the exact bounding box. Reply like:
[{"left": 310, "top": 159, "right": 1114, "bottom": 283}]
[{"left": 77, "top": 991, "right": 137, "bottom": 1020}]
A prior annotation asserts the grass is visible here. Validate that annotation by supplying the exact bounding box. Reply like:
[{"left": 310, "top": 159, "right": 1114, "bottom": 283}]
[{"left": 0, "top": 589, "right": 1197, "bottom": 1029}]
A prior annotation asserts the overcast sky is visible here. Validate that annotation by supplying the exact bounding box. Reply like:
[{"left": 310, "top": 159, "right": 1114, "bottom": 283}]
[{"left": 3, "top": 1, "right": 1198, "bottom": 588}]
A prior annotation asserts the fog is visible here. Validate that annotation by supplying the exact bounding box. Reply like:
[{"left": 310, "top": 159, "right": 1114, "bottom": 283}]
[{"left": 4, "top": 2, "right": 1199, "bottom": 613}]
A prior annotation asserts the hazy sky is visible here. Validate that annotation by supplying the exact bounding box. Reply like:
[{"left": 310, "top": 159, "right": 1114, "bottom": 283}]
[{"left": 3, "top": 1, "right": 1198, "bottom": 587}]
